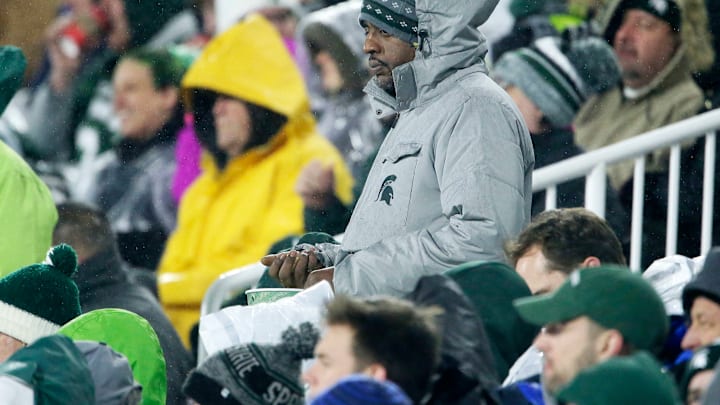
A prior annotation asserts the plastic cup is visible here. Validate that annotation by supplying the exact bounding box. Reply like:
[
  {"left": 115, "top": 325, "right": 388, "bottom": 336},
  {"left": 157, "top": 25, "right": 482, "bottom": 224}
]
[{"left": 245, "top": 288, "right": 302, "bottom": 305}]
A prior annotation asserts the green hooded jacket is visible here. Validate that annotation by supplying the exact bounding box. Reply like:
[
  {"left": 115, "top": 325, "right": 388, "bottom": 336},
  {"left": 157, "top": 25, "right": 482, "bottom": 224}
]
[
  {"left": 59, "top": 308, "right": 168, "bottom": 405},
  {"left": 0, "top": 46, "right": 58, "bottom": 276}
]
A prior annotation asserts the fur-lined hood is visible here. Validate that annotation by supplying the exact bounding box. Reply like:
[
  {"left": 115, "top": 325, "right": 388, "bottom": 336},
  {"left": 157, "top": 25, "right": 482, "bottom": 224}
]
[{"left": 598, "top": 0, "right": 714, "bottom": 72}]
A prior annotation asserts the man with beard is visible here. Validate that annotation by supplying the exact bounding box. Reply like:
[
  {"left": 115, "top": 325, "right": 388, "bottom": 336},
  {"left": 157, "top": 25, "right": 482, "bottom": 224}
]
[
  {"left": 573, "top": 0, "right": 714, "bottom": 268},
  {"left": 574, "top": 0, "right": 713, "bottom": 192},
  {"left": 512, "top": 265, "right": 669, "bottom": 402}
]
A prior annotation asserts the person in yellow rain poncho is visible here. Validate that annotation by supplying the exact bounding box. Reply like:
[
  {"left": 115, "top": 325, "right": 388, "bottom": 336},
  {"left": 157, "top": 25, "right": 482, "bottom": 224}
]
[{"left": 158, "top": 14, "right": 354, "bottom": 347}]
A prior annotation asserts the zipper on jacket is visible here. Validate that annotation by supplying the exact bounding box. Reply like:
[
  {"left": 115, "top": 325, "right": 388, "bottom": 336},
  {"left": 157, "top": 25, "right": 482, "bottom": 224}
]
[
  {"left": 418, "top": 29, "right": 430, "bottom": 54},
  {"left": 390, "top": 112, "right": 400, "bottom": 129}
]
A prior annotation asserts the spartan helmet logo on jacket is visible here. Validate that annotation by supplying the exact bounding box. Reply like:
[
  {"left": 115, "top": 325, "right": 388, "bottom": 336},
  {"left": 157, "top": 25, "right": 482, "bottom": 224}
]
[{"left": 376, "top": 175, "right": 397, "bottom": 205}]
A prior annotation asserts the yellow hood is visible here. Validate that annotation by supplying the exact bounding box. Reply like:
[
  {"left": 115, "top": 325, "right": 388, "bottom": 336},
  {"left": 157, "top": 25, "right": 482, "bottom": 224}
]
[{"left": 182, "top": 13, "right": 309, "bottom": 120}]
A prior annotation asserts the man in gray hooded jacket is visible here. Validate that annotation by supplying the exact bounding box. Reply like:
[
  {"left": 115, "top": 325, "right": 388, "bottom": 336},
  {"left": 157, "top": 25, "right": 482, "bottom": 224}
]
[{"left": 265, "top": 0, "right": 534, "bottom": 297}]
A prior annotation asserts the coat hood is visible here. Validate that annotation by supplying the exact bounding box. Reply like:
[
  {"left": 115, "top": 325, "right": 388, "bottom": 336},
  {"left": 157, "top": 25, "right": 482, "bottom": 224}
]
[
  {"left": 182, "top": 14, "right": 314, "bottom": 138},
  {"left": 446, "top": 261, "right": 540, "bottom": 381},
  {"left": 214, "top": 0, "right": 304, "bottom": 35},
  {"left": 298, "top": 0, "right": 367, "bottom": 92},
  {"left": 600, "top": 0, "right": 714, "bottom": 73},
  {"left": 371, "top": 0, "right": 500, "bottom": 110},
  {"left": 59, "top": 308, "right": 168, "bottom": 405},
  {"left": 405, "top": 274, "right": 500, "bottom": 403}
]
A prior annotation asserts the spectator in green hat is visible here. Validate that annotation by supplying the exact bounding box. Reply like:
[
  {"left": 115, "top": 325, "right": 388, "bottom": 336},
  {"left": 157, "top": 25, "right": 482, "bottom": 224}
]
[
  {"left": 556, "top": 351, "right": 681, "bottom": 404},
  {"left": 500, "top": 208, "right": 626, "bottom": 389},
  {"left": 513, "top": 265, "right": 668, "bottom": 398},
  {"left": 0, "top": 244, "right": 82, "bottom": 362}
]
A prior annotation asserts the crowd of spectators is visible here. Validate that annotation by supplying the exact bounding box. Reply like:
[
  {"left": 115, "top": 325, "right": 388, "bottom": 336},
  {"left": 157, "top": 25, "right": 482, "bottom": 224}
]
[{"left": 2, "top": 0, "right": 720, "bottom": 403}]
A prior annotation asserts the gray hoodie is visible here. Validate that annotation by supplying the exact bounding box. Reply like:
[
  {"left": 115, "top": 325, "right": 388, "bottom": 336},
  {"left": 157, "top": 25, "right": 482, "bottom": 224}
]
[{"left": 324, "top": 0, "right": 535, "bottom": 297}]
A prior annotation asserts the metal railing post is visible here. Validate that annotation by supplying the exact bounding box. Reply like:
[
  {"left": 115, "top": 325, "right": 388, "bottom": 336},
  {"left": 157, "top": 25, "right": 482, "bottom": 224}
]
[
  {"left": 702, "top": 133, "right": 717, "bottom": 255},
  {"left": 545, "top": 185, "right": 557, "bottom": 210},
  {"left": 585, "top": 163, "right": 606, "bottom": 218},
  {"left": 531, "top": 110, "right": 720, "bottom": 266},
  {"left": 665, "top": 145, "right": 681, "bottom": 256},
  {"left": 630, "top": 157, "right": 646, "bottom": 272}
]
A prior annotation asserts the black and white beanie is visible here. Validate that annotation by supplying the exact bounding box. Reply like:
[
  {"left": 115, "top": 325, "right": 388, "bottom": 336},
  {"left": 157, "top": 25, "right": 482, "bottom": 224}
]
[
  {"left": 493, "top": 35, "right": 621, "bottom": 128},
  {"left": 605, "top": 0, "right": 682, "bottom": 43},
  {"left": 183, "top": 322, "right": 320, "bottom": 405},
  {"left": 359, "top": 0, "right": 418, "bottom": 46}
]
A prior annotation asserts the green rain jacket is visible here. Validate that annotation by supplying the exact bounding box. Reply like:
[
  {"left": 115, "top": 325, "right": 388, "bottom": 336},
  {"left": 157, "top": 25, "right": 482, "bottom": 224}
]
[
  {"left": 59, "top": 308, "right": 168, "bottom": 405},
  {"left": 0, "top": 46, "right": 58, "bottom": 276}
]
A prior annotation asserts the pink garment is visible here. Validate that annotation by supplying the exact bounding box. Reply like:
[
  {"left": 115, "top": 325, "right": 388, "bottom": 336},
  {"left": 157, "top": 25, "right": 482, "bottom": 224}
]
[{"left": 171, "top": 113, "right": 202, "bottom": 204}]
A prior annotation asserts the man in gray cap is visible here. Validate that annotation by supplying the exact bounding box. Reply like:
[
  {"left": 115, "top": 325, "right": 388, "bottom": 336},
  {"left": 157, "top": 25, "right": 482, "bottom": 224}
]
[
  {"left": 266, "top": 0, "right": 534, "bottom": 300},
  {"left": 681, "top": 247, "right": 720, "bottom": 351}
]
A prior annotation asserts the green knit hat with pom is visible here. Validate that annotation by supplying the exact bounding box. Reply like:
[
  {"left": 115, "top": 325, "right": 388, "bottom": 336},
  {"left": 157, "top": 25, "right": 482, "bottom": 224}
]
[{"left": 0, "top": 244, "right": 82, "bottom": 344}]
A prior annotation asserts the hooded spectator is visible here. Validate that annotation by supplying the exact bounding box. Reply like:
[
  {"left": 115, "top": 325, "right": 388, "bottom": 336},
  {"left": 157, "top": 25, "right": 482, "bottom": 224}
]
[
  {"left": 59, "top": 308, "right": 170, "bottom": 405},
  {"left": 157, "top": 14, "right": 353, "bottom": 347},
  {"left": 682, "top": 248, "right": 720, "bottom": 351}
]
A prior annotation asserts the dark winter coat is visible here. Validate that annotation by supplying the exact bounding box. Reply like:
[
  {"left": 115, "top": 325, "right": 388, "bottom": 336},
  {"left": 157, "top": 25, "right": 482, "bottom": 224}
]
[
  {"left": 406, "top": 274, "right": 501, "bottom": 404},
  {"left": 75, "top": 248, "right": 193, "bottom": 405},
  {"left": 90, "top": 110, "right": 182, "bottom": 269}
]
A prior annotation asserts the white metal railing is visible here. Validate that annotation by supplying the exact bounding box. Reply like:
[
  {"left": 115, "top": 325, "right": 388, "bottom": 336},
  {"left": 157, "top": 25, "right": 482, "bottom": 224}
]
[
  {"left": 197, "top": 262, "right": 266, "bottom": 363},
  {"left": 532, "top": 109, "right": 720, "bottom": 271},
  {"left": 199, "top": 262, "right": 266, "bottom": 318}
]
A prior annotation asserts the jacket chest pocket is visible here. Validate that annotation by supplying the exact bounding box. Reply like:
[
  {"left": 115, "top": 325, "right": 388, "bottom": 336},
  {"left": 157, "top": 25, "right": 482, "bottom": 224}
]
[
  {"left": 343, "top": 142, "right": 424, "bottom": 249},
  {"left": 371, "top": 142, "right": 423, "bottom": 224}
]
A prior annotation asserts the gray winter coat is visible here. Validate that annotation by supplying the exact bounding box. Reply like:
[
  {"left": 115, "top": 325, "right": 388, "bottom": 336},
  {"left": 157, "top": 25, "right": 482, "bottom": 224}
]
[{"left": 324, "top": 0, "right": 535, "bottom": 297}]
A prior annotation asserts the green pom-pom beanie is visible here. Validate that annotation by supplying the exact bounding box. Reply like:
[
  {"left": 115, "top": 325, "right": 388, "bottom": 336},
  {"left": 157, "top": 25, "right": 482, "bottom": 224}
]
[{"left": 0, "top": 244, "right": 82, "bottom": 344}]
